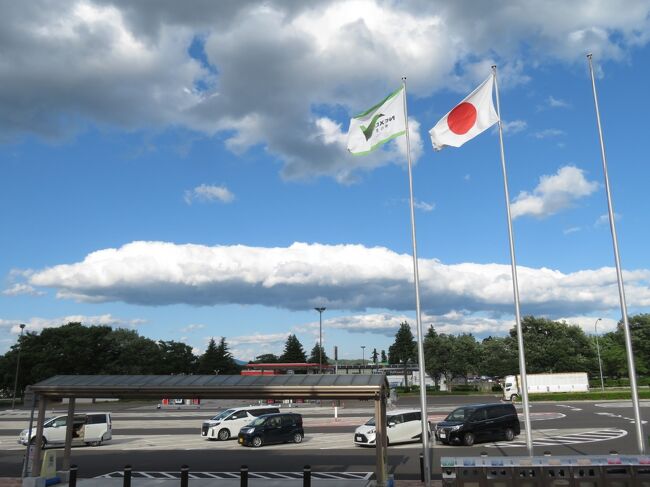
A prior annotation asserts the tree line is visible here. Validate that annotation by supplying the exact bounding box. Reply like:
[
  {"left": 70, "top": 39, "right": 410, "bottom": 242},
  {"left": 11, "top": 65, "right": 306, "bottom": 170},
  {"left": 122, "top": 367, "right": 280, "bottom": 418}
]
[
  {"left": 387, "top": 314, "right": 650, "bottom": 390},
  {"left": 2, "top": 314, "right": 649, "bottom": 398}
]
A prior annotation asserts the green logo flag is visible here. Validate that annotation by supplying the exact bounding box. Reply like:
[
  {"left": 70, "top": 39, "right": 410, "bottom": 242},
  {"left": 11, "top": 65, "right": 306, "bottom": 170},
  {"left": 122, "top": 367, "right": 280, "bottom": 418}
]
[{"left": 347, "top": 86, "right": 407, "bottom": 155}]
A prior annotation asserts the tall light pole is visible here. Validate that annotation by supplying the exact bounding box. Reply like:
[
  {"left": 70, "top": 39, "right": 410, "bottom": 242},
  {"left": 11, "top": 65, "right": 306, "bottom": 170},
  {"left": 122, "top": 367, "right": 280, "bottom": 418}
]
[
  {"left": 11, "top": 324, "right": 26, "bottom": 409},
  {"left": 594, "top": 318, "right": 605, "bottom": 392},
  {"left": 361, "top": 345, "right": 366, "bottom": 368},
  {"left": 314, "top": 307, "right": 326, "bottom": 373}
]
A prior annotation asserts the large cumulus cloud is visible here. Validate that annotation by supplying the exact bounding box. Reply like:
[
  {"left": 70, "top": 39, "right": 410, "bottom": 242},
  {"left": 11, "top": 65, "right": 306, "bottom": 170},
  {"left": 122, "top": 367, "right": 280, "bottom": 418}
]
[
  {"left": 2, "top": 0, "right": 650, "bottom": 180},
  {"left": 24, "top": 241, "right": 650, "bottom": 315}
]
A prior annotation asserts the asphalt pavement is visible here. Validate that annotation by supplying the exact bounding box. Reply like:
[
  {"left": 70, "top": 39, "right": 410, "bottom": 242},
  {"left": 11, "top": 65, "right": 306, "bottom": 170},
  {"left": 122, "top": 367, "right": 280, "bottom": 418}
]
[{"left": 1, "top": 395, "right": 648, "bottom": 480}]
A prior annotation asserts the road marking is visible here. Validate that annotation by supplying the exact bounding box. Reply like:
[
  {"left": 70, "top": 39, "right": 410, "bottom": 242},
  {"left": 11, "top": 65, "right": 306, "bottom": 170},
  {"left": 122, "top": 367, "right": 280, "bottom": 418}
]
[
  {"left": 485, "top": 428, "right": 627, "bottom": 448},
  {"left": 557, "top": 405, "right": 582, "bottom": 411},
  {"left": 595, "top": 412, "right": 648, "bottom": 424},
  {"left": 99, "top": 471, "right": 374, "bottom": 480}
]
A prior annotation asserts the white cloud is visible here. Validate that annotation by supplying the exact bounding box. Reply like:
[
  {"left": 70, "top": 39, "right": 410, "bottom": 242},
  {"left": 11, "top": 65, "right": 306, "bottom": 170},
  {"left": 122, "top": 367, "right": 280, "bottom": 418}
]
[
  {"left": 563, "top": 226, "right": 582, "bottom": 235},
  {"left": 179, "top": 323, "right": 205, "bottom": 333},
  {"left": 2, "top": 1, "right": 650, "bottom": 179},
  {"left": 21, "top": 240, "right": 650, "bottom": 317},
  {"left": 533, "top": 128, "right": 566, "bottom": 139},
  {"left": 556, "top": 315, "right": 618, "bottom": 334},
  {"left": 2, "top": 283, "right": 45, "bottom": 296},
  {"left": 414, "top": 200, "right": 435, "bottom": 212},
  {"left": 501, "top": 120, "right": 527, "bottom": 134},
  {"left": 511, "top": 166, "right": 599, "bottom": 219},
  {"left": 0, "top": 314, "right": 146, "bottom": 337},
  {"left": 595, "top": 212, "right": 621, "bottom": 226},
  {"left": 184, "top": 184, "right": 235, "bottom": 204},
  {"left": 547, "top": 96, "right": 570, "bottom": 108}
]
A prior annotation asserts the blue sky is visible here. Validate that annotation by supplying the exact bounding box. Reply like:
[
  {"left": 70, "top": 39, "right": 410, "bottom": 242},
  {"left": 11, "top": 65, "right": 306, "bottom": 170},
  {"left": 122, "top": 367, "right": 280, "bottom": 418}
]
[{"left": 2, "top": 1, "right": 650, "bottom": 361}]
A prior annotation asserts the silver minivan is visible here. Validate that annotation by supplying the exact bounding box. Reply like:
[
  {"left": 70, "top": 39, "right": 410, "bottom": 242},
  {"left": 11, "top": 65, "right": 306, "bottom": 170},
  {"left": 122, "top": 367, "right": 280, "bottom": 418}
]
[
  {"left": 18, "top": 412, "right": 112, "bottom": 448},
  {"left": 354, "top": 409, "right": 429, "bottom": 446}
]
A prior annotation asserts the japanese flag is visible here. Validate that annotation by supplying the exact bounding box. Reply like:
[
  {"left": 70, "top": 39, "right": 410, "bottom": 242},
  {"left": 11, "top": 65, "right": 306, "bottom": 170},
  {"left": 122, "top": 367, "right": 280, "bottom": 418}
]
[{"left": 429, "top": 75, "right": 499, "bottom": 151}]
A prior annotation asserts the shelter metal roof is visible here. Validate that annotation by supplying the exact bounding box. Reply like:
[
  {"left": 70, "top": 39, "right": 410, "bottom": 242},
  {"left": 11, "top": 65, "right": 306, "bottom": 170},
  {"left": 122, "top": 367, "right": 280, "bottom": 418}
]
[{"left": 30, "top": 374, "right": 389, "bottom": 400}]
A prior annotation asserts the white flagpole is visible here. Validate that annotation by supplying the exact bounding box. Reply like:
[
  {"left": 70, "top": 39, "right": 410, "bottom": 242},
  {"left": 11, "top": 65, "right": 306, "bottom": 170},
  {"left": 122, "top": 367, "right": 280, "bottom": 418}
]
[
  {"left": 402, "top": 76, "right": 431, "bottom": 485},
  {"left": 587, "top": 54, "right": 646, "bottom": 454},
  {"left": 492, "top": 65, "right": 533, "bottom": 456}
]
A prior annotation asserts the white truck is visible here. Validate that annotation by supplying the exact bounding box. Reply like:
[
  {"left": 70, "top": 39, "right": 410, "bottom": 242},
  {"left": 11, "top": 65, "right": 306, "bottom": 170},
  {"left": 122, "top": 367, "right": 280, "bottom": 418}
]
[{"left": 503, "top": 372, "right": 589, "bottom": 401}]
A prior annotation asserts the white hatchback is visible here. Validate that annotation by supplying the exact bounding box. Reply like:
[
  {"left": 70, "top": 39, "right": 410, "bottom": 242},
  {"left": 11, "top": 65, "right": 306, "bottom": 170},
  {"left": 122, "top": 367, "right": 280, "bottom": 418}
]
[{"left": 354, "top": 409, "right": 429, "bottom": 446}]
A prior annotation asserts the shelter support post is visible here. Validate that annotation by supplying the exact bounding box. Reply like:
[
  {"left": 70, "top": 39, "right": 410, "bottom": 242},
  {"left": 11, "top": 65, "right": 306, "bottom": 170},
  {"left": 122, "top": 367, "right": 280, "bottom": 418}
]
[
  {"left": 32, "top": 395, "right": 47, "bottom": 477},
  {"left": 63, "top": 397, "right": 76, "bottom": 470},
  {"left": 374, "top": 393, "right": 388, "bottom": 487}
]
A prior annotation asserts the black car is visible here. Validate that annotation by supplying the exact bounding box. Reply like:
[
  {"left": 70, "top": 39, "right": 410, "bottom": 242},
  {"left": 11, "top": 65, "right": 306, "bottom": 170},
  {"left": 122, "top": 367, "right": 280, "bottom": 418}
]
[
  {"left": 434, "top": 403, "right": 520, "bottom": 446},
  {"left": 238, "top": 413, "right": 304, "bottom": 448}
]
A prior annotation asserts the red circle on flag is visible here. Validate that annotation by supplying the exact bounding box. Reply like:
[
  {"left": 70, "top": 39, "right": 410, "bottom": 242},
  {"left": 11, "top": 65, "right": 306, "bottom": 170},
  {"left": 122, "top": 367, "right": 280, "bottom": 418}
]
[{"left": 447, "top": 102, "right": 477, "bottom": 135}]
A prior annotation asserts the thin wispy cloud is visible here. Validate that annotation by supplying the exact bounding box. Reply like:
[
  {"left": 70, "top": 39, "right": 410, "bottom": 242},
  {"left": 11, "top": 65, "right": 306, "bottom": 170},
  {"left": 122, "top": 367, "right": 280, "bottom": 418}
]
[
  {"left": 501, "top": 120, "right": 528, "bottom": 134},
  {"left": 563, "top": 226, "right": 582, "bottom": 235},
  {"left": 547, "top": 96, "right": 570, "bottom": 108},
  {"left": 184, "top": 184, "right": 235, "bottom": 204},
  {"left": 533, "top": 128, "right": 566, "bottom": 139},
  {"left": 415, "top": 200, "right": 435, "bottom": 212}
]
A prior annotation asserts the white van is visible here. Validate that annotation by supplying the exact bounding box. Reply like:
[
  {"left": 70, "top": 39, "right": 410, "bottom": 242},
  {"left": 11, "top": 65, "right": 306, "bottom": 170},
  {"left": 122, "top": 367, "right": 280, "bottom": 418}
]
[
  {"left": 201, "top": 405, "right": 280, "bottom": 441},
  {"left": 354, "top": 409, "right": 430, "bottom": 446},
  {"left": 18, "top": 412, "right": 112, "bottom": 448}
]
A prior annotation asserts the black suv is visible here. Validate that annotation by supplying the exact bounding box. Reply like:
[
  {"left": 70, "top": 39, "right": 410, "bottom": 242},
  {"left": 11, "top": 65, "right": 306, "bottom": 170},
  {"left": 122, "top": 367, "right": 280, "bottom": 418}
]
[
  {"left": 434, "top": 403, "right": 520, "bottom": 446},
  {"left": 238, "top": 413, "right": 304, "bottom": 448}
]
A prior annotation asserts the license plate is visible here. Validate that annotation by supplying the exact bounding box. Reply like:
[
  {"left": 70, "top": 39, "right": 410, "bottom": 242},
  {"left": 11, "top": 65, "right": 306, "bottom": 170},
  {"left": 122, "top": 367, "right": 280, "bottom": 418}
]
[
  {"left": 439, "top": 432, "right": 446, "bottom": 439},
  {"left": 355, "top": 435, "right": 362, "bottom": 442}
]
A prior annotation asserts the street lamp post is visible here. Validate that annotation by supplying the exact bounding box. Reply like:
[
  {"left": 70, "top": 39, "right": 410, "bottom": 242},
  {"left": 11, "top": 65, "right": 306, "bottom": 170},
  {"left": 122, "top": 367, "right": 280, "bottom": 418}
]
[
  {"left": 594, "top": 318, "right": 605, "bottom": 392},
  {"left": 314, "top": 307, "right": 326, "bottom": 373},
  {"left": 361, "top": 345, "right": 366, "bottom": 368},
  {"left": 11, "top": 324, "right": 26, "bottom": 409}
]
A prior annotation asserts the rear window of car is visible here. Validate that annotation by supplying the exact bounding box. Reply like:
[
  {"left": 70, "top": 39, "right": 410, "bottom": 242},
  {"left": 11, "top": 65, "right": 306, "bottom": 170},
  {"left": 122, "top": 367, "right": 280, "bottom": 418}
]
[
  {"left": 403, "top": 412, "right": 421, "bottom": 422},
  {"left": 86, "top": 414, "right": 107, "bottom": 424},
  {"left": 250, "top": 408, "right": 279, "bottom": 417}
]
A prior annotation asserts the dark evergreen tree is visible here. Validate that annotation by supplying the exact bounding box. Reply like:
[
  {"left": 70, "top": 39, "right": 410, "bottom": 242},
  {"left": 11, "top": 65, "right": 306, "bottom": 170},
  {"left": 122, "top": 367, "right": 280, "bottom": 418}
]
[
  {"left": 280, "top": 334, "right": 307, "bottom": 363},
  {"left": 381, "top": 350, "right": 387, "bottom": 363},
  {"left": 308, "top": 343, "right": 329, "bottom": 366},
  {"left": 388, "top": 322, "right": 417, "bottom": 389},
  {"left": 371, "top": 348, "right": 379, "bottom": 364}
]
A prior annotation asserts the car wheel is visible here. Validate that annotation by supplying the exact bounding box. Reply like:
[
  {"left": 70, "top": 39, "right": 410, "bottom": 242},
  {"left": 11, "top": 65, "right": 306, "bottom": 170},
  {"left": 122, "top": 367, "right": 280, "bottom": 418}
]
[
  {"left": 252, "top": 436, "right": 262, "bottom": 448},
  {"left": 504, "top": 428, "right": 515, "bottom": 441},
  {"left": 463, "top": 432, "right": 475, "bottom": 446},
  {"left": 293, "top": 432, "right": 303, "bottom": 444},
  {"left": 31, "top": 437, "right": 46, "bottom": 449},
  {"left": 218, "top": 429, "right": 230, "bottom": 441}
]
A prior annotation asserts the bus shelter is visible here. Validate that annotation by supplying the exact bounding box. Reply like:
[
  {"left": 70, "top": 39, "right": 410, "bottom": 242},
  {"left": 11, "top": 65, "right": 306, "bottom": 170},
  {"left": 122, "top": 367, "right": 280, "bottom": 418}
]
[{"left": 25, "top": 374, "right": 390, "bottom": 485}]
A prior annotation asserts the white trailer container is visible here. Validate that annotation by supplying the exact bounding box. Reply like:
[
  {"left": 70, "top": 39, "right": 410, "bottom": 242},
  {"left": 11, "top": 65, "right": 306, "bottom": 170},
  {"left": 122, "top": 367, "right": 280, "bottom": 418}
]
[{"left": 503, "top": 372, "right": 589, "bottom": 401}]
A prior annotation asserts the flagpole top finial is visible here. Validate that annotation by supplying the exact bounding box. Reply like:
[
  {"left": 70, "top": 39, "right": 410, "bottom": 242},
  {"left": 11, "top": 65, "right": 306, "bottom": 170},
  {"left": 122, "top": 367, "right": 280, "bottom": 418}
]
[
  {"left": 491, "top": 65, "right": 497, "bottom": 69},
  {"left": 402, "top": 76, "right": 407, "bottom": 81},
  {"left": 587, "top": 53, "right": 593, "bottom": 59}
]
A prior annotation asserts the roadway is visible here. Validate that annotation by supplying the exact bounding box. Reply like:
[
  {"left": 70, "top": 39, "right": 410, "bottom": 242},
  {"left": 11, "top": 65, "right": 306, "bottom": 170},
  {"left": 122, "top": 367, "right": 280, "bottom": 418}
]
[{"left": 0, "top": 395, "right": 648, "bottom": 480}]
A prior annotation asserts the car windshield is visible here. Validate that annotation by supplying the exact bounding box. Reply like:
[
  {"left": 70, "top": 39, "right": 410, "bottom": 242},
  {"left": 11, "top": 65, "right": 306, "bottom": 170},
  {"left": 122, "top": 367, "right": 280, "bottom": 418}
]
[
  {"left": 364, "top": 417, "right": 376, "bottom": 426},
  {"left": 445, "top": 407, "right": 476, "bottom": 421},
  {"left": 211, "top": 409, "right": 235, "bottom": 421},
  {"left": 43, "top": 417, "right": 55, "bottom": 427},
  {"left": 249, "top": 417, "right": 267, "bottom": 427}
]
